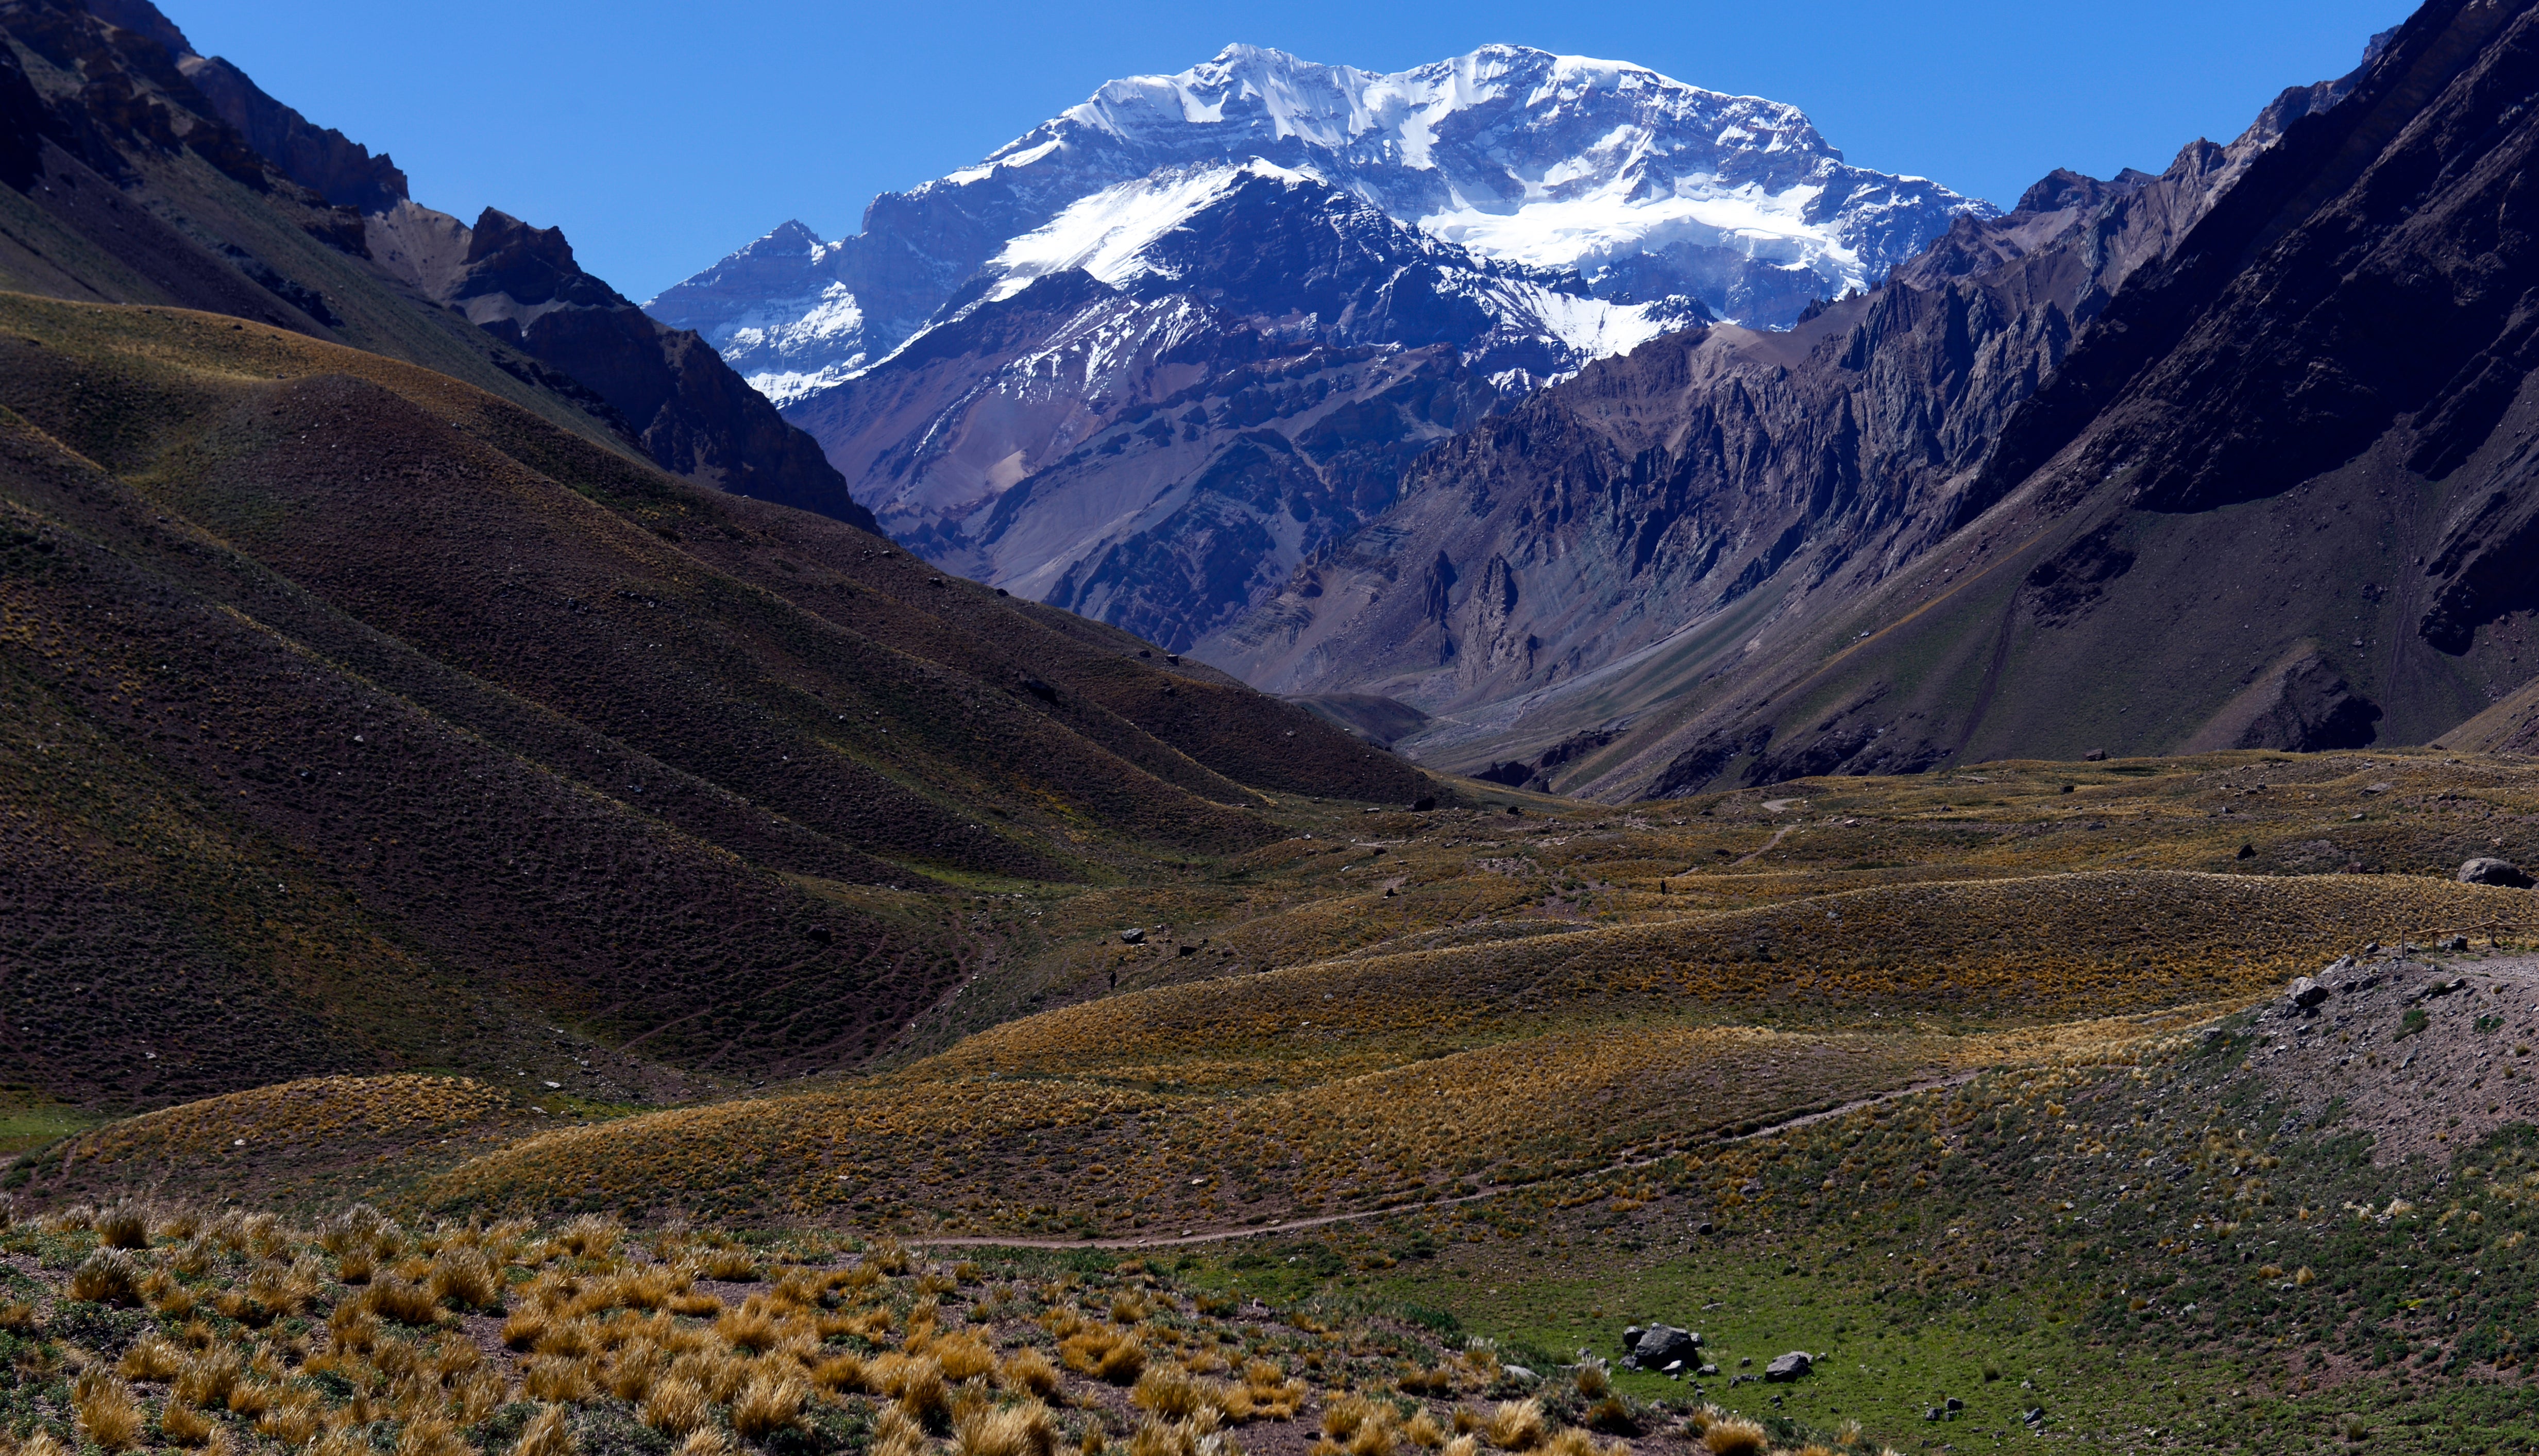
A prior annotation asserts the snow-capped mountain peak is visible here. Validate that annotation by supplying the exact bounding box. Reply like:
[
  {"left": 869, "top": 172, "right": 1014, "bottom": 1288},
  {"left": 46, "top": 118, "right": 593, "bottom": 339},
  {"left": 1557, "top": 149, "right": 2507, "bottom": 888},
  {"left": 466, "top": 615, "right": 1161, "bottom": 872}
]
[{"left": 647, "top": 42, "right": 1991, "bottom": 408}]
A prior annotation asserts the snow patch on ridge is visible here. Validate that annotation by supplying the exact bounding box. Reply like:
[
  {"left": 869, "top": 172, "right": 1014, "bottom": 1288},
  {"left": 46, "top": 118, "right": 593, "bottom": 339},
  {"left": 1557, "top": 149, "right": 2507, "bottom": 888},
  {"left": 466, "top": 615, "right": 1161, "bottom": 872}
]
[{"left": 987, "top": 160, "right": 1325, "bottom": 298}]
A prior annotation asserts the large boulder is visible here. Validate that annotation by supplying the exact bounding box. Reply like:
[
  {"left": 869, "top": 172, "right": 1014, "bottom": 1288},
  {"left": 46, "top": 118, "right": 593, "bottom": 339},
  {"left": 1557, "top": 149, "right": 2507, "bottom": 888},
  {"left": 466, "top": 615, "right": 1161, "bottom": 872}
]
[
  {"left": 2459, "top": 858, "right": 2534, "bottom": 888},
  {"left": 1764, "top": 1351, "right": 1813, "bottom": 1382},
  {"left": 1624, "top": 1325, "right": 1701, "bottom": 1370}
]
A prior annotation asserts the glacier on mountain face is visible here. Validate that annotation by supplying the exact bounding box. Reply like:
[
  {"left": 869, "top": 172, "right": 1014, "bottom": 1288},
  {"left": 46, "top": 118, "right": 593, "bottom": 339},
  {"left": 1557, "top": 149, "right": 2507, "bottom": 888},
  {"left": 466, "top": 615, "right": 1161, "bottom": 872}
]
[{"left": 645, "top": 43, "right": 1992, "bottom": 405}]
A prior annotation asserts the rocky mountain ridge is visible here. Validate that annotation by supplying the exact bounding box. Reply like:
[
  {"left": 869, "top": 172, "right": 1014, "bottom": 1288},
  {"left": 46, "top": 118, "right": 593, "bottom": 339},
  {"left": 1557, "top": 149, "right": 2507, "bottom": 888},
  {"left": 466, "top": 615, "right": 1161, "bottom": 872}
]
[
  {"left": 0, "top": 0, "right": 870, "bottom": 530},
  {"left": 1195, "top": 14, "right": 2539, "bottom": 795}
]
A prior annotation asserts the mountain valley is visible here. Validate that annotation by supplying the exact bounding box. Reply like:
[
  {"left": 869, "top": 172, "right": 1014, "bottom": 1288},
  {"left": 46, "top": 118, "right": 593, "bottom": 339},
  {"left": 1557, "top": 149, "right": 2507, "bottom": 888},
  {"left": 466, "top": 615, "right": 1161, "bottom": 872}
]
[{"left": 6, "top": 5, "right": 2539, "bottom": 1456}]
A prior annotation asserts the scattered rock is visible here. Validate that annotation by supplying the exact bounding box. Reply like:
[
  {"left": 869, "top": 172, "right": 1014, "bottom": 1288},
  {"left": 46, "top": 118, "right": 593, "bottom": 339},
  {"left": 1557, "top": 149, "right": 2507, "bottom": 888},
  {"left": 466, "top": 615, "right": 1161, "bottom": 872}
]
[
  {"left": 1499, "top": 1365, "right": 1538, "bottom": 1384},
  {"left": 2458, "top": 858, "right": 2533, "bottom": 888},
  {"left": 1697, "top": 1364, "right": 1718, "bottom": 1377},
  {"left": 1118, "top": 928, "right": 1145, "bottom": 944},
  {"left": 1945, "top": 1396, "right": 1964, "bottom": 1412},
  {"left": 2289, "top": 976, "right": 2329, "bottom": 1010},
  {"left": 1764, "top": 1351, "right": 1812, "bottom": 1382},
  {"left": 1625, "top": 1325, "right": 1701, "bottom": 1371},
  {"left": 2084, "top": 749, "right": 2109, "bottom": 761},
  {"left": 2443, "top": 934, "right": 2471, "bottom": 952}
]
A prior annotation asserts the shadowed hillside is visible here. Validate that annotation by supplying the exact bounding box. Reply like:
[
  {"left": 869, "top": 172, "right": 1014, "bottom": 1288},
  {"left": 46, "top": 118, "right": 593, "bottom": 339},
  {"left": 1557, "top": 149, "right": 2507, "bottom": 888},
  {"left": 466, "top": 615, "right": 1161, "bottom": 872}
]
[{"left": 0, "top": 292, "right": 1430, "bottom": 1110}]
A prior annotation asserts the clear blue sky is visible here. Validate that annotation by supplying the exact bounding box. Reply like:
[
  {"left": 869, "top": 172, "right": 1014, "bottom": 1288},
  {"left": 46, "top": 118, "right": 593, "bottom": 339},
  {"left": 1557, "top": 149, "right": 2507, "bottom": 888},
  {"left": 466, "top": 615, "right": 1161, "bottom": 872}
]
[{"left": 164, "top": 0, "right": 2415, "bottom": 302}]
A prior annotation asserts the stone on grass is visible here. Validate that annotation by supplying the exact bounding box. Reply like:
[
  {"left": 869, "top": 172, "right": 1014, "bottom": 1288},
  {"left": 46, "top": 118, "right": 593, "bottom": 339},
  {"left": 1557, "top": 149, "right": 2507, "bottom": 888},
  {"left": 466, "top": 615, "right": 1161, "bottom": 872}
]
[
  {"left": 1764, "top": 1351, "right": 1813, "bottom": 1382},
  {"left": 1626, "top": 1325, "right": 1700, "bottom": 1371},
  {"left": 2458, "top": 858, "right": 2533, "bottom": 888}
]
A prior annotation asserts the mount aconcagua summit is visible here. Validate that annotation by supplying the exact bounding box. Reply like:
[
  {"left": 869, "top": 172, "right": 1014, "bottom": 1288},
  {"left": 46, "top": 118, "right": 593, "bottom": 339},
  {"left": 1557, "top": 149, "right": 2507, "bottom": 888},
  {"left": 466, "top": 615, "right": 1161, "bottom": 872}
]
[
  {"left": 646, "top": 45, "right": 1990, "bottom": 651},
  {"left": 653, "top": 43, "right": 1992, "bottom": 404}
]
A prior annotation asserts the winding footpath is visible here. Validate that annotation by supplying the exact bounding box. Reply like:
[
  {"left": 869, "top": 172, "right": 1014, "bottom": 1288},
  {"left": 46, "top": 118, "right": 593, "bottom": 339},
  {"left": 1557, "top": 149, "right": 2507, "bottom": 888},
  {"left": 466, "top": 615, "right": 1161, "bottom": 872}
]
[{"left": 908, "top": 1068, "right": 1978, "bottom": 1252}]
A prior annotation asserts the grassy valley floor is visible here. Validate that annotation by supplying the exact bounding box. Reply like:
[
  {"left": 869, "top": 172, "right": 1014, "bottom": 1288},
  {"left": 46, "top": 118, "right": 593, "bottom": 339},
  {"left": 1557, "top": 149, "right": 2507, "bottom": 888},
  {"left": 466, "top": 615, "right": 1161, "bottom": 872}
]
[{"left": 8, "top": 748, "right": 2539, "bottom": 1453}]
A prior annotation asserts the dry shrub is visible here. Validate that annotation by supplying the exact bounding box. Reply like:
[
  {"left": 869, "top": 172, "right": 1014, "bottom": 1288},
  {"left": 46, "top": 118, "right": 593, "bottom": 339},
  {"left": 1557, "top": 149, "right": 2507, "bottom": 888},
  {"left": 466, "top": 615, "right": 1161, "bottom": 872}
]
[
  {"left": 74, "top": 1370, "right": 145, "bottom": 1451},
  {"left": 1406, "top": 1415, "right": 1445, "bottom": 1450},
  {"left": 533, "top": 1320, "right": 595, "bottom": 1361},
  {"left": 695, "top": 1247, "right": 760, "bottom": 1281},
  {"left": 605, "top": 1346, "right": 667, "bottom": 1402},
  {"left": 257, "top": 1389, "right": 323, "bottom": 1446},
  {"left": 146, "top": 1272, "right": 197, "bottom": 1318},
  {"left": 1133, "top": 1364, "right": 1226, "bottom": 1423},
  {"left": 679, "top": 1434, "right": 734, "bottom": 1456},
  {"left": 873, "top": 1408, "right": 928, "bottom": 1456},
  {"left": 70, "top": 1248, "right": 145, "bottom": 1306},
  {"left": 716, "top": 1304, "right": 781, "bottom": 1353},
  {"left": 557, "top": 1216, "right": 621, "bottom": 1260},
  {"left": 640, "top": 1376, "right": 710, "bottom": 1436},
  {"left": 1324, "top": 1396, "right": 1384, "bottom": 1442},
  {"left": 1060, "top": 1325, "right": 1147, "bottom": 1384},
  {"left": 1571, "top": 1363, "right": 1610, "bottom": 1400},
  {"left": 959, "top": 1401, "right": 1059, "bottom": 1456},
  {"left": 1237, "top": 1361, "right": 1307, "bottom": 1421},
  {"left": 97, "top": 1203, "right": 151, "bottom": 1250},
  {"left": 0, "top": 1301, "right": 33, "bottom": 1332},
  {"left": 121, "top": 1331, "right": 188, "bottom": 1381},
  {"left": 1440, "top": 1438, "right": 1480, "bottom": 1456},
  {"left": 732, "top": 1374, "right": 810, "bottom": 1439},
  {"left": 365, "top": 1277, "right": 444, "bottom": 1327},
  {"left": 933, "top": 1332, "right": 997, "bottom": 1383},
  {"left": 318, "top": 1205, "right": 397, "bottom": 1256},
  {"left": 1699, "top": 1418, "right": 1766, "bottom": 1456},
  {"left": 159, "top": 1397, "right": 216, "bottom": 1447},
  {"left": 1001, "top": 1346, "right": 1060, "bottom": 1398},
  {"left": 866, "top": 1240, "right": 912, "bottom": 1276},
  {"left": 22, "top": 1432, "right": 77, "bottom": 1456},
  {"left": 810, "top": 1351, "right": 868, "bottom": 1393},
  {"left": 1399, "top": 1368, "right": 1453, "bottom": 1397},
  {"left": 174, "top": 1349, "right": 243, "bottom": 1408},
  {"left": 504, "top": 1309, "right": 552, "bottom": 1351},
  {"left": 399, "top": 1415, "right": 471, "bottom": 1456},
  {"left": 226, "top": 1379, "right": 275, "bottom": 1418},
  {"left": 429, "top": 1247, "right": 502, "bottom": 1311},
  {"left": 1581, "top": 1397, "right": 1634, "bottom": 1435},
  {"left": 513, "top": 1406, "right": 577, "bottom": 1456},
  {"left": 523, "top": 1357, "right": 597, "bottom": 1404},
  {"left": 870, "top": 1353, "right": 950, "bottom": 1426},
  {"left": 1543, "top": 1433, "right": 1620, "bottom": 1456},
  {"left": 1485, "top": 1401, "right": 1544, "bottom": 1451}
]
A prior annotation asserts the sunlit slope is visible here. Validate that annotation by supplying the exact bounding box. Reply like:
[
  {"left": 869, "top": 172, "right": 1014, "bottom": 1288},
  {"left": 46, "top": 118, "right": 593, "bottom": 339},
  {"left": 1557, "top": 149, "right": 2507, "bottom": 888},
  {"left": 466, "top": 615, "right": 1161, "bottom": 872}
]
[{"left": 403, "top": 749, "right": 2539, "bottom": 1234}]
